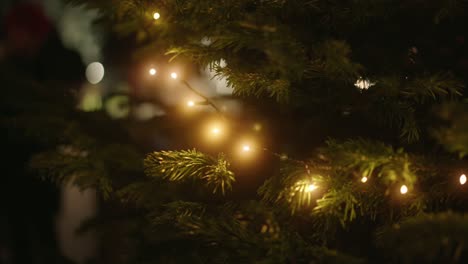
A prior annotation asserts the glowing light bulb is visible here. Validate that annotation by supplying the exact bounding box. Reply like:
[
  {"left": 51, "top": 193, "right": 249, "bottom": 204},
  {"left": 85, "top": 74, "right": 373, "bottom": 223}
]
[
  {"left": 400, "top": 185, "right": 408, "bottom": 195},
  {"left": 242, "top": 145, "right": 251, "bottom": 152},
  {"left": 354, "top": 77, "right": 376, "bottom": 91},
  {"left": 171, "top": 72, "right": 178, "bottom": 79},
  {"left": 237, "top": 140, "right": 257, "bottom": 159},
  {"left": 149, "top": 68, "right": 157, "bottom": 75},
  {"left": 187, "top": 100, "right": 195, "bottom": 107},
  {"left": 305, "top": 184, "right": 318, "bottom": 193},
  {"left": 153, "top": 12, "right": 160, "bottom": 20},
  {"left": 253, "top": 123, "right": 262, "bottom": 132},
  {"left": 212, "top": 127, "right": 221, "bottom": 135},
  {"left": 460, "top": 174, "right": 467, "bottom": 185},
  {"left": 361, "top": 176, "right": 368, "bottom": 183},
  {"left": 204, "top": 121, "right": 227, "bottom": 142}
]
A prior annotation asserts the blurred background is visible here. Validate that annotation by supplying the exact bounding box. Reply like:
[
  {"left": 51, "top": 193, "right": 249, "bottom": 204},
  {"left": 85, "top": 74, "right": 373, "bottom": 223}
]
[
  {"left": 0, "top": 1, "right": 250, "bottom": 263},
  {"left": 4, "top": 1, "right": 468, "bottom": 263}
]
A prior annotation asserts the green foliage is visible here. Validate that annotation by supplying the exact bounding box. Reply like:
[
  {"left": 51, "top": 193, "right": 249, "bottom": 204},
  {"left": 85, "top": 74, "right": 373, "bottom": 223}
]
[
  {"left": 260, "top": 139, "right": 424, "bottom": 228},
  {"left": 403, "top": 72, "right": 463, "bottom": 103},
  {"left": 30, "top": 143, "right": 142, "bottom": 199},
  {"left": 306, "top": 40, "right": 362, "bottom": 83},
  {"left": 147, "top": 200, "right": 364, "bottom": 263},
  {"left": 144, "top": 149, "right": 235, "bottom": 194},
  {"left": 259, "top": 161, "right": 326, "bottom": 214},
  {"left": 435, "top": 102, "right": 468, "bottom": 157},
  {"left": 216, "top": 66, "right": 291, "bottom": 104},
  {"left": 13, "top": 0, "right": 468, "bottom": 263},
  {"left": 0, "top": 70, "right": 143, "bottom": 200},
  {"left": 323, "top": 139, "right": 418, "bottom": 186},
  {"left": 369, "top": 73, "right": 463, "bottom": 142},
  {"left": 30, "top": 147, "right": 107, "bottom": 191},
  {"left": 66, "top": 0, "right": 466, "bottom": 142},
  {"left": 377, "top": 212, "right": 468, "bottom": 263}
]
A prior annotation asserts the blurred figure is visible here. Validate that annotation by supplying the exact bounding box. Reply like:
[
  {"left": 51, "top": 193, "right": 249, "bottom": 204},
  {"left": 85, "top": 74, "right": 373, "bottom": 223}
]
[
  {"left": 4, "top": 2, "right": 51, "bottom": 57},
  {"left": 1, "top": 2, "right": 84, "bottom": 85},
  {"left": 0, "top": 2, "right": 85, "bottom": 264}
]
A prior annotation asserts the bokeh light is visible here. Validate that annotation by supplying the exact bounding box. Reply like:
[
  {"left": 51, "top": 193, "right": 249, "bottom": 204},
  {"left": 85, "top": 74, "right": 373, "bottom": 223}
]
[
  {"left": 202, "top": 120, "right": 227, "bottom": 143},
  {"left": 242, "top": 145, "right": 251, "bottom": 152},
  {"left": 400, "top": 185, "right": 408, "bottom": 195},
  {"left": 187, "top": 100, "right": 195, "bottom": 107},
  {"left": 460, "top": 174, "right": 467, "bottom": 185},
  {"left": 354, "top": 77, "right": 376, "bottom": 91},
  {"left": 153, "top": 12, "right": 160, "bottom": 20},
  {"left": 79, "top": 85, "right": 102, "bottom": 112},
  {"left": 235, "top": 138, "right": 258, "bottom": 160},
  {"left": 171, "top": 72, "right": 178, "bottom": 79},
  {"left": 133, "top": 103, "right": 166, "bottom": 121},
  {"left": 105, "top": 95, "right": 130, "bottom": 119},
  {"left": 361, "top": 176, "right": 368, "bottom": 183},
  {"left": 253, "top": 123, "right": 262, "bottom": 132},
  {"left": 212, "top": 127, "right": 221, "bottom": 135},
  {"left": 289, "top": 179, "right": 320, "bottom": 208},
  {"left": 85, "top": 62, "right": 105, "bottom": 84},
  {"left": 304, "top": 184, "right": 318, "bottom": 193},
  {"left": 149, "top": 68, "right": 157, "bottom": 76}
]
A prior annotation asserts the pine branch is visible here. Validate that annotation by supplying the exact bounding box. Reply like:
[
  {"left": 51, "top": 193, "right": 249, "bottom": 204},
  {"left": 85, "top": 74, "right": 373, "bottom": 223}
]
[
  {"left": 323, "top": 139, "right": 418, "bottom": 186},
  {"left": 377, "top": 212, "right": 468, "bottom": 263},
  {"left": 402, "top": 72, "right": 464, "bottom": 103},
  {"left": 30, "top": 147, "right": 114, "bottom": 198},
  {"left": 368, "top": 72, "right": 463, "bottom": 143},
  {"left": 215, "top": 66, "right": 291, "bottom": 104},
  {"left": 435, "top": 102, "right": 468, "bottom": 157},
  {"left": 305, "top": 40, "right": 363, "bottom": 84},
  {"left": 144, "top": 149, "right": 235, "bottom": 194},
  {"left": 260, "top": 139, "right": 424, "bottom": 226}
]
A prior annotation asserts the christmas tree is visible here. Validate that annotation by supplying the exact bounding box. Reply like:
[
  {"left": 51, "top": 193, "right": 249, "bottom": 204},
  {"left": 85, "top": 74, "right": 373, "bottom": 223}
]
[{"left": 5, "top": 0, "right": 468, "bottom": 263}]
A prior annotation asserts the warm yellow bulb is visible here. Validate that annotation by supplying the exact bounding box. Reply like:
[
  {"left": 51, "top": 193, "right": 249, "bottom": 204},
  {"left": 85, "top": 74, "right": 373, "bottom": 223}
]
[
  {"left": 153, "top": 12, "right": 160, "bottom": 20},
  {"left": 149, "top": 68, "right": 157, "bottom": 75},
  {"left": 187, "top": 100, "right": 195, "bottom": 107},
  {"left": 253, "top": 123, "right": 262, "bottom": 132},
  {"left": 460, "top": 174, "right": 467, "bottom": 185},
  {"left": 361, "top": 176, "right": 368, "bottom": 183},
  {"left": 400, "top": 185, "right": 408, "bottom": 194},
  {"left": 203, "top": 120, "right": 227, "bottom": 143},
  {"left": 170, "top": 72, "right": 178, "bottom": 79},
  {"left": 305, "top": 184, "right": 318, "bottom": 193},
  {"left": 237, "top": 140, "right": 257, "bottom": 159}
]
